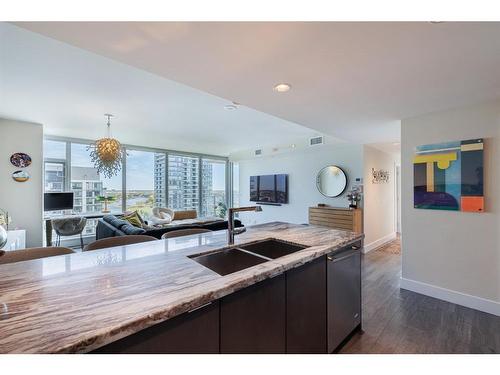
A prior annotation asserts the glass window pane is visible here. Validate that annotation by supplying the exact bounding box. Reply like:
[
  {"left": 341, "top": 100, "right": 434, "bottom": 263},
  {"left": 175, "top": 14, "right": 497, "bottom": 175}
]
[
  {"left": 154, "top": 153, "right": 167, "bottom": 208},
  {"left": 232, "top": 162, "right": 239, "bottom": 208},
  {"left": 168, "top": 154, "right": 199, "bottom": 212},
  {"left": 70, "top": 143, "right": 123, "bottom": 236},
  {"left": 201, "top": 159, "right": 226, "bottom": 217},
  {"left": 71, "top": 143, "right": 123, "bottom": 214},
  {"left": 126, "top": 150, "right": 164, "bottom": 219},
  {"left": 43, "top": 139, "right": 66, "bottom": 160},
  {"left": 44, "top": 162, "right": 65, "bottom": 192}
]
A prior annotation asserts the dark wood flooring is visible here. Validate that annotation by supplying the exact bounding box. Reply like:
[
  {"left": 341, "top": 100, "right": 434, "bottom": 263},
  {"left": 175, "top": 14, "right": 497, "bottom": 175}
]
[{"left": 339, "top": 242, "right": 500, "bottom": 354}]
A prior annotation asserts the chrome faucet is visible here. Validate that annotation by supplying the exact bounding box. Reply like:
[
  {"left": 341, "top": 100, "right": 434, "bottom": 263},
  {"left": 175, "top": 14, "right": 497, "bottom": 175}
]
[{"left": 227, "top": 206, "right": 262, "bottom": 245}]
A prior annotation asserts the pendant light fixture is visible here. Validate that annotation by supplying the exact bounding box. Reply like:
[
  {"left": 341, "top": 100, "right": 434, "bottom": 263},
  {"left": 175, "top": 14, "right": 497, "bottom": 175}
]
[{"left": 88, "top": 114, "right": 125, "bottom": 178}]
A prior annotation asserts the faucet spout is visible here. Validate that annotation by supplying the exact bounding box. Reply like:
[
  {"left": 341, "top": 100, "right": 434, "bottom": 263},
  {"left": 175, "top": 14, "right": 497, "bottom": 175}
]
[{"left": 227, "top": 206, "right": 262, "bottom": 245}]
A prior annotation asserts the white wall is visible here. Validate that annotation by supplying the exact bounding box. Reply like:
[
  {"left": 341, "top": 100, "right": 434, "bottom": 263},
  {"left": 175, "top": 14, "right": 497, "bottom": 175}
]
[
  {"left": 401, "top": 100, "right": 500, "bottom": 315},
  {"left": 233, "top": 143, "right": 364, "bottom": 226},
  {"left": 363, "top": 145, "right": 397, "bottom": 251},
  {"left": 0, "top": 118, "right": 43, "bottom": 247}
]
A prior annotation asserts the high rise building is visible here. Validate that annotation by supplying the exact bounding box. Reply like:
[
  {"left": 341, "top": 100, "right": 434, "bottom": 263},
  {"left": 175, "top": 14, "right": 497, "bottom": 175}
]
[
  {"left": 44, "top": 162, "right": 65, "bottom": 192},
  {"left": 201, "top": 160, "right": 215, "bottom": 216},
  {"left": 167, "top": 155, "right": 200, "bottom": 211},
  {"left": 71, "top": 167, "right": 103, "bottom": 214},
  {"left": 71, "top": 166, "right": 103, "bottom": 235},
  {"left": 153, "top": 155, "right": 216, "bottom": 215},
  {"left": 154, "top": 153, "right": 166, "bottom": 207}
]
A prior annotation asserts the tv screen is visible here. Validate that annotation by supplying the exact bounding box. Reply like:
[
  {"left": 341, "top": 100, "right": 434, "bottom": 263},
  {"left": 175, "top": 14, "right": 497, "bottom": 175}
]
[
  {"left": 44, "top": 192, "right": 74, "bottom": 211},
  {"left": 250, "top": 174, "right": 288, "bottom": 204}
]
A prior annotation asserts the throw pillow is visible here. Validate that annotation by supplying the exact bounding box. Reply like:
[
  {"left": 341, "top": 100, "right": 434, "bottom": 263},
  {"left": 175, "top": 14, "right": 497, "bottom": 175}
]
[
  {"left": 159, "top": 211, "right": 173, "bottom": 223},
  {"left": 123, "top": 211, "right": 144, "bottom": 228},
  {"left": 121, "top": 223, "right": 146, "bottom": 235}
]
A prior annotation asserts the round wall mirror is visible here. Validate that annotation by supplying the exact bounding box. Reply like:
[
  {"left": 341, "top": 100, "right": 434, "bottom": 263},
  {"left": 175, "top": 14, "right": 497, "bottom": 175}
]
[{"left": 316, "top": 165, "right": 348, "bottom": 197}]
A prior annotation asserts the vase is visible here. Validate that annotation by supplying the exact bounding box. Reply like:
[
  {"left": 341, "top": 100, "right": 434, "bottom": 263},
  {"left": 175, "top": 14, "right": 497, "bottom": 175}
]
[{"left": 0, "top": 226, "right": 7, "bottom": 249}]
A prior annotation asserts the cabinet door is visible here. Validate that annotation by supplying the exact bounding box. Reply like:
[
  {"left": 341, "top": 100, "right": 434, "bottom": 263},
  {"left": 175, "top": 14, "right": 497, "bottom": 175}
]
[
  {"left": 286, "top": 257, "right": 327, "bottom": 353},
  {"left": 93, "top": 301, "right": 220, "bottom": 354},
  {"left": 220, "top": 275, "right": 286, "bottom": 353},
  {"left": 327, "top": 249, "right": 361, "bottom": 352}
]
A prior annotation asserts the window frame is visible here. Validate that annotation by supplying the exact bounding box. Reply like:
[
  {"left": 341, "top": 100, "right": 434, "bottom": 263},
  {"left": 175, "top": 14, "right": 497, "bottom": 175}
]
[{"left": 43, "top": 135, "right": 231, "bottom": 221}]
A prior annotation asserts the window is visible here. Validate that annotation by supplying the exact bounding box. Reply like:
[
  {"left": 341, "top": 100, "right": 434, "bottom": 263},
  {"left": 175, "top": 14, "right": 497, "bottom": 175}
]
[
  {"left": 201, "top": 158, "right": 227, "bottom": 217},
  {"left": 70, "top": 143, "right": 122, "bottom": 215},
  {"left": 154, "top": 153, "right": 167, "bottom": 208},
  {"left": 168, "top": 154, "right": 199, "bottom": 212},
  {"left": 44, "top": 162, "right": 65, "bottom": 192},
  {"left": 126, "top": 149, "right": 164, "bottom": 219},
  {"left": 43, "top": 137, "right": 230, "bottom": 242},
  {"left": 43, "top": 139, "right": 66, "bottom": 160},
  {"left": 43, "top": 139, "right": 67, "bottom": 193},
  {"left": 232, "top": 162, "right": 240, "bottom": 208}
]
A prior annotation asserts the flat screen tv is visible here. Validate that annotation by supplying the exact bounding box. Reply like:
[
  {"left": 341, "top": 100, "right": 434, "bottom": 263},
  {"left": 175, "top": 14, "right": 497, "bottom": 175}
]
[
  {"left": 250, "top": 174, "right": 288, "bottom": 204},
  {"left": 44, "top": 192, "right": 74, "bottom": 211}
]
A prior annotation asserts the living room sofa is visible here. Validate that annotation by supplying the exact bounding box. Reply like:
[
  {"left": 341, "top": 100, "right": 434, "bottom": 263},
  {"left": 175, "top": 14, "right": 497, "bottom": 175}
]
[{"left": 96, "top": 214, "right": 243, "bottom": 240}]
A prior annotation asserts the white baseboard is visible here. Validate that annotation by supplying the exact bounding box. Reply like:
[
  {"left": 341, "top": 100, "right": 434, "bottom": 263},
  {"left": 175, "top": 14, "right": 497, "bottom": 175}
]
[
  {"left": 363, "top": 232, "right": 397, "bottom": 254},
  {"left": 400, "top": 277, "right": 500, "bottom": 316}
]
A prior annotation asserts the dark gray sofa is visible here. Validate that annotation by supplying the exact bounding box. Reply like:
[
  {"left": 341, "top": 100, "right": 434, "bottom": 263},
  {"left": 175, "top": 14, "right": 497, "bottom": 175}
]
[{"left": 96, "top": 215, "right": 243, "bottom": 240}]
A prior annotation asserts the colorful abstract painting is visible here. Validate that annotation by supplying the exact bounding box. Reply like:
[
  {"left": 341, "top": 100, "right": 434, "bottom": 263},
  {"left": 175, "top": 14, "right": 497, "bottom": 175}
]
[{"left": 413, "top": 138, "right": 484, "bottom": 212}]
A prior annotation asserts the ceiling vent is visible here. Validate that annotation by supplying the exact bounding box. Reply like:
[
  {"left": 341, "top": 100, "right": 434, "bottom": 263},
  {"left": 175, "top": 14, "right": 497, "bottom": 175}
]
[
  {"left": 254, "top": 149, "right": 262, "bottom": 156},
  {"left": 309, "top": 136, "right": 324, "bottom": 146}
]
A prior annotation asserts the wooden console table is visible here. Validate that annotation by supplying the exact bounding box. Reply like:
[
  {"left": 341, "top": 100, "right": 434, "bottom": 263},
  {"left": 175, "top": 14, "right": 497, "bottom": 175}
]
[{"left": 308, "top": 206, "right": 363, "bottom": 233}]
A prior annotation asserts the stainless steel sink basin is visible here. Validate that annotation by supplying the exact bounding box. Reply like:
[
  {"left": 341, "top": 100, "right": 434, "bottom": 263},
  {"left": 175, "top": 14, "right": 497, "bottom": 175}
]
[
  {"left": 238, "top": 239, "right": 307, "bottom": 259},
  {"left": 189, "top": 248, "right": 268, "bottom": 276},
  {"left": 189, "top": 239, "right": 308, "bottom": 276}
]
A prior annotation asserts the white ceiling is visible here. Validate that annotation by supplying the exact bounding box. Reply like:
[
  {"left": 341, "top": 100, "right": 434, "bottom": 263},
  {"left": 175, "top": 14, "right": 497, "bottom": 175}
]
[
  {"left": 367, "top": 142, "right": 401, "bottom": 161},
  {"left": 0, "top": 23, "right": 327, "bottom": 156},
  {"left": 14, "top": 22, "right": 500, "bottom": 145}
]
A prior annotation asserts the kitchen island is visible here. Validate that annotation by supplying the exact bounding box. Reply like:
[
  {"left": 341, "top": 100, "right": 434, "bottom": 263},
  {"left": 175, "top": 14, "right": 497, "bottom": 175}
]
[{"left": 0, "top": 222, "right": 363, "bottom": 354}]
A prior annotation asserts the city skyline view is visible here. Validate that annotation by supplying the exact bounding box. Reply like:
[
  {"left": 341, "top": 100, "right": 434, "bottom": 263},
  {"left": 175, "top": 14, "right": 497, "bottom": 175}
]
[
  {"left": 43, "top": 139, "right": 229, "bottom": 235},
  {"left": 46, "top": 140, "right": 226, "bottom": 192}
]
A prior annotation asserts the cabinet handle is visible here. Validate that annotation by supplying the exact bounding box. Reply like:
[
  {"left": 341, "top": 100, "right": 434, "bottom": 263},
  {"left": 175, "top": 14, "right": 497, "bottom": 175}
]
[{"left": 328, "top": 251, "right": 358, "bottom": 263}]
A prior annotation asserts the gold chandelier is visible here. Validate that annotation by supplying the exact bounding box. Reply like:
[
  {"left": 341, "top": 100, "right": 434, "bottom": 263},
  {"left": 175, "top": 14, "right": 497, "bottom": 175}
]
[{"left": 88, "top": 114, "right": 125, "bottom": 178}]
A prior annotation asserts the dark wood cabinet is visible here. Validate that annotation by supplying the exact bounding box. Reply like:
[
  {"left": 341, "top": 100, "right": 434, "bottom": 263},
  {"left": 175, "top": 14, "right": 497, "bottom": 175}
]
[
  {"left": 327, "top": 244, "right": 362, "bottom": 352},
  {"left": 92, "top": 242, "right": 362, "bottom": 354},
  {"left": 220, "top": 274, "right": 286, "bottom": 353},
  {"left": 286, "top": 257, "right": 327, "bottom": 353},
  {"left": 93, "top": 301, "right": 220, "bottom": 354}
]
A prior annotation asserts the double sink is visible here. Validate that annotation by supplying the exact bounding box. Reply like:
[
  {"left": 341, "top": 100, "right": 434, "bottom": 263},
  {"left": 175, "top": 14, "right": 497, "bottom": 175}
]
[{"left": 189, "top": 239, "right": 307, "bottom": 276}]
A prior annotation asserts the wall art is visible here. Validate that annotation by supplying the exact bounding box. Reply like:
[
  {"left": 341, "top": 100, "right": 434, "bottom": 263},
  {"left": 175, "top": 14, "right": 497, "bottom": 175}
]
[
  {"left": 371, "top": 168, "right": 390, "bottom": 184},
  {"left": 413, "top": 138, "right": 484, "bottom": 212},
  {"left": 12, "top": 170, "right": 30, "bottom": 182},
  {"left": 10, "top": 153, "right": 32, "bottom": 168}
]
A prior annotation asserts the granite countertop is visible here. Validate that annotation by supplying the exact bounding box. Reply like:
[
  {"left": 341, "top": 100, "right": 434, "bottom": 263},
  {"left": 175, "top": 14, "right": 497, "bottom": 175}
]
[{"left": 0, "top": 222, "right": 363, "bottom": 354}]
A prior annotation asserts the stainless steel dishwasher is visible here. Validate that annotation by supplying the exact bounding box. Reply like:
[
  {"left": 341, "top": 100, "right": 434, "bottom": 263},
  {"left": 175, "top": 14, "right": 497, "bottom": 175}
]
[{"left": 327, "top": 244, "right": 362, "bottom": 352}]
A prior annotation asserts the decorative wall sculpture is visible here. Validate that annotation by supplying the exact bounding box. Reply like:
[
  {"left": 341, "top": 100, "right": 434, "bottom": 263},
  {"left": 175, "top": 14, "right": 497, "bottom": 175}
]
[
  {"left": 10, "top": 152, "right": 32, "bottom": 168},
  {"left": 12, "top": 170, "right": 30, "bottom": 182},
  {"left": 413, "top": 138, "right": 484, "bottom": 212},
  {"left": 371, "top": 168, "right": 390, "bottom": 184}
]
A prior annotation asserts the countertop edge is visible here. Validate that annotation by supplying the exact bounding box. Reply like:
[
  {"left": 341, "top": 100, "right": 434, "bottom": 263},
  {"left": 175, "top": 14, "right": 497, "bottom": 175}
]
[{"left": 56, "top": 234, "right": 364, "bottom": 354}]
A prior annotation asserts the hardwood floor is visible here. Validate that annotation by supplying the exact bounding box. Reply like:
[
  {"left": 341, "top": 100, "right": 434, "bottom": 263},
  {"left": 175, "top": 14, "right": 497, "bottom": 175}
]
[{"left": 339, "top": 241, "right": 500, "bottom": 354}]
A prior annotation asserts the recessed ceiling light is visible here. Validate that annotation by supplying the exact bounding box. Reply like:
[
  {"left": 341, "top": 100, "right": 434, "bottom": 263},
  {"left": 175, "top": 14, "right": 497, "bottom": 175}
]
[{"left": 273, "top": 83, "right": 291, "bottom": 93}]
